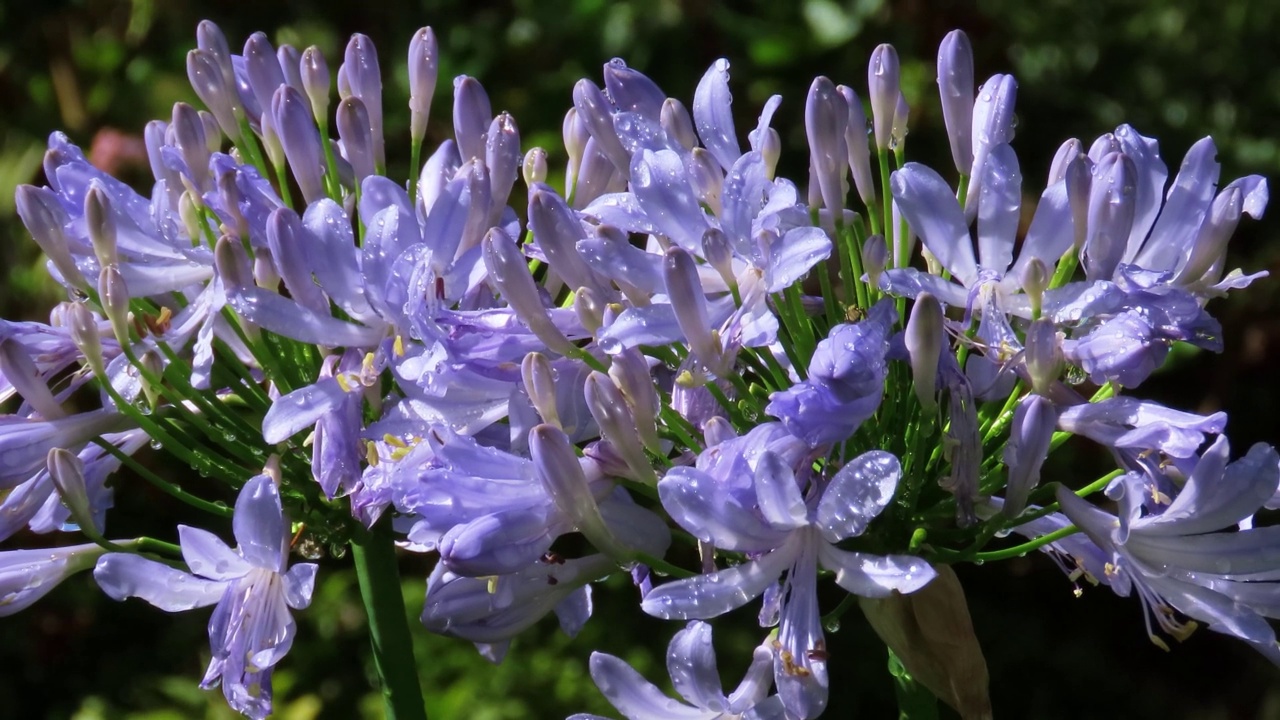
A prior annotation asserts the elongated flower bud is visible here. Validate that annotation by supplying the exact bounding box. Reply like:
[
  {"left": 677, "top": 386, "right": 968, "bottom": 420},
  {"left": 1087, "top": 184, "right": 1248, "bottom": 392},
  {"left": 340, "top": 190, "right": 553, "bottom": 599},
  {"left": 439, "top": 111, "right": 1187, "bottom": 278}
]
[
  {"left": 1064, "top": 150, "right": 1092, "bottom": 252},
  {"left": 457, "top": 160, "right": 493, "bottom": 257},
  {"left": 0, "top": 338, "right": 64, "bottom": 420},
  {"left": 573, "top": 79, "right": 630, "bottom": 175},
  {"left": 453, "top": 76, "right": 492, "bottom": 163},
  {"left": 661, "top": 98, "right": 698, "bottom": 151},
  {"left": 603, "top": 58, "right": 665, "bottom": 119},
  {"left": 67, "top": 302, "right": 105, "bottom": 379},
  {"left": 868, "top": 44, "right": 900, "bottom": 151},
  {"left": 609, "top": 347, "right": 661, "bottom": 454},
  {"left": 523, "top": 148, "right": 548, "bottom": 187},
  {"left": 1024, "top": 317, "right": 1063, "bottom": 396},
  {"left": 905, "top": 293, "right": 943, "bottom": 410},
  {"left": 574, "top": 287, "right": 605, "bottom": 334},
  {"left": 300, "top": 46, "right": 331, "bottom": 125},
  {"left": 892, "top": 92, "right": 910, "bottom": 149},
  {"left": 530, "top": 424, "right": 627, "bottom": 560},
  {"left": 1002, "top": 394, "right": 1057, "bottom": 518},
  {"left": 563, "top": 107, "right": 589, "bottom": 195},
  {"left": 528, "top": 186, "right": 601, "bottom": 296},
  {"left": 862, "top": 233, "right": 889, "bottom": 289},
  {"left": 1020, "top": 256, "right": 1050, "bottom": 319},
  {"left": 15, "top": 185, "right": 83, "bottom": 289},
  {"left": 838, "top": 85, "right": 875, "bottom": 205},
  {"left": 0, "top": 542, "right": 111, "bottom": 617},
  {"left": 196, "top": 20, "right": 235, "bottom": 91},
  {"left": 171, "top": 102, "right": 210, "bottom": 190},
  {"left": 84, "top": 185, "right": 118, "bottom": 270},
  {"left": 186, "top": 49, "right": 240, "bottom": 142},
  {"left": 98, "top": 265, "right": 131, "bottom": 347},
  {"left": 586, "top": 372, "right": 655, "bottom": 484},
  {"left": 336, "top": 96, "right": 375, "bottom": 183},
  {"left": 664, "top": 247, "right": 722, "bottom": 375},
  {"left": 1047, "top": 138, "right": 1081, "bottom": 186},
  {"left": 937, "top": 30, "right": 975, "bottom": 175},
  {"left": 47, "top": 447, "right": 99, "bottom": 534},
  {"left": 521, "top": 352, "right": 560, "bottom": 428},
  {"left": 688, "top": 148, "right": 724, "bottom": 215},
  {"left": 277, "top": 44, "right": 303, "bottom": 94},
  {"left": 408, "top": 27, "right": 439, "bottom": 144},
  {"left": 1083, "top": 151, "right": 1137, "bottom": 280},
  {"left": 482, "top": 227, "right": 577, "bottom": 357},
  {"left": 805, "top": 76, "right": 849, "bottom": 213},
  {"left": 343, "top": 34, "right": 384, "bottom": 169},
  {"left": 702, "top": 416, "right": 737, "bottom": 448},
  {"left": 244, "top": 33, "right": 285, "bottom": 118},
  {"left": 702, "top": 227, "right": 735, "bottom": 290},
  {"left": 487, "top": 112, "right": 521, "bottom": 214},
  {"left": 272, "top": 85, "right": 326, "bottom": 203},
  {"left": 964, "top": 74, "right": 1017, "bottom": 214}
]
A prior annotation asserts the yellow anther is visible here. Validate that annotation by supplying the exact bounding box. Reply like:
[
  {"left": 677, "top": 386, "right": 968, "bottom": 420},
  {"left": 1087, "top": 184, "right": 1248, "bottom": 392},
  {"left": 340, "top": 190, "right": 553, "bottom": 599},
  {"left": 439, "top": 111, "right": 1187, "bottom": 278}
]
[
  {"left": 336, "top": 373, "right": 353, "bottom": 393},
  {"left": 394, "top": 335, "right": 406, "bottom": 357},
  {"left": 365, "top": 441, "right": 379, "bottom": 467},
  {"left": 383, "top": 434, "right": 408, "bottom": 448}
]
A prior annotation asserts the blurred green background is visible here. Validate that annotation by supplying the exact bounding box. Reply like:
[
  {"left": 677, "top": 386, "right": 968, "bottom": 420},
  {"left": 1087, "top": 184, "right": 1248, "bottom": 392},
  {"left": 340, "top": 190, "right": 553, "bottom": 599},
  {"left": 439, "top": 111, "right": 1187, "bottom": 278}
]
[{"left": 1, "top": 0, "right": 1278, "bottom": 718}]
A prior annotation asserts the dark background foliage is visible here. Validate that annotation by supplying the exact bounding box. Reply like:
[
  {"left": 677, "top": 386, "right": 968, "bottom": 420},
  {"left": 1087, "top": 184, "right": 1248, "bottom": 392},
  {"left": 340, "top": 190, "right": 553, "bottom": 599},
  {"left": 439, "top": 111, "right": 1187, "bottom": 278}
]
[{"left": 0, "top": 1, "right": 1277, "bottom": 718}]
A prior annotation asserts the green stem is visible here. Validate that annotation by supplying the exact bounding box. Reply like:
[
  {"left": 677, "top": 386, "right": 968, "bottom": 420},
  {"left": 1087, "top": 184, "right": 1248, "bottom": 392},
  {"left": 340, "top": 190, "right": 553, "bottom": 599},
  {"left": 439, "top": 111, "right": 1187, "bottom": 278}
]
[{"left": 351, "top": 523, "right": 428, "bottom": 720}]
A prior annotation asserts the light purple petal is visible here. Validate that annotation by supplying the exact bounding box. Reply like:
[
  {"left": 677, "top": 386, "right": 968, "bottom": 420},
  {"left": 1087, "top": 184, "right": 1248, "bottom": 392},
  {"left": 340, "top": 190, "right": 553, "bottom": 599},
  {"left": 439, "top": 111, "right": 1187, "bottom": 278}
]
[
  {"left": 1135, "top": 137, "right": 1220, "bottom": 271},
  {"left": 693, "top": 60, "right": 740, "bottom": 172},
  {"left": 817, "top": 544, "right": 936, "bottom": 597},
  {"left": 1114, "top": 125, "right": 1168, "bottom": 258},
  {"left": 1007, "top": 180, "right": 1073, "bottom": 288},
  {"left": 302, "top": 199, "right": 374, "bottom": 321},
  {"left": 890, "top": 164, "right": 978, "bottom": 285},
  {"left": 588, "top": 652, "right": 711, "bottom": 720},
  {"left": 178, "top": 525, "right": 251, "bottom": 580},
  {"left": 816, "top": 451, "right": 900, "bottom": 542},
  {"left": 876, "top": 268, "right": 969, "bottom": 307},
  {"left": 753, "top": 451, "right": 808, "bottom": 531},
  {"left": 233, "top": 474, "right": 288, "bottom": 572},
  {"left": 631, "top": 149, "right": 708, "bottom": 252},
  {"left": 667, "top": 621, "right": 728, "bottom": 711},
  {"left": 976, "top": 144, "right": 1020, "bottom": 275},
  {"left": 283, "top": 562, "right": 317, "bottom": 610},
  {"left": 94, "top": 553, "right": 226, "bottom": 611},
  {"left": 262, "top": 377, "right": 349, "bottom": 444},
  {"left": 659, "top": 466, "right": 791, "bottom": 553},
  {"left": 226, "top": 285, "right": 385, "bottom": 347},
  {"left": 642, "top": 542, "right": 796, "bottom": 619},
  {"left": 765, "top": 227, "right": 831, "bottom": 293},
  {"left": 581, "top": 193, "right": 662, "bottom": 236},
  {"left": 1139, "top": 441, "right": 1279, "bottom": 536}
]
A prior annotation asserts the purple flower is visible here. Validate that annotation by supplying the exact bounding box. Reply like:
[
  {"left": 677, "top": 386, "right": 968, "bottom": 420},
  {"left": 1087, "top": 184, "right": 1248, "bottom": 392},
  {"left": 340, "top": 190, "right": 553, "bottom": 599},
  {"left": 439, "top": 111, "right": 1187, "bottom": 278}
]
[
  {"left": 643, "top": 427, "right": 934, "bottom": 718},
  {"left": 569, "top": 621, "right": 786, "bottom": 720},
  {"left": 93, "top": 474, "right": 318, "bottom": 719},
  {"left": 766, "top": 300, "right": 895, "bottom": 447},
  {"left": 1047, "top": 440, "right": 1280, "bottom": 664}
]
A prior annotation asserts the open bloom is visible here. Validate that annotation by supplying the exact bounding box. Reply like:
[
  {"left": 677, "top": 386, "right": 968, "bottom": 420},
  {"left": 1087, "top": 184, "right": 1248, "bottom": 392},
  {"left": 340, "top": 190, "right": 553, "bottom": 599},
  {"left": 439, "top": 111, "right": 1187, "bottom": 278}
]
[
  {"left": 569, "top": 621, "right": 786, "bottom": 720},
  {"left": 643, "top": 425, "right": 934, "bottom": 718},
  {"left": 94, "top": 474, "right": 318, "bottom": 719}
]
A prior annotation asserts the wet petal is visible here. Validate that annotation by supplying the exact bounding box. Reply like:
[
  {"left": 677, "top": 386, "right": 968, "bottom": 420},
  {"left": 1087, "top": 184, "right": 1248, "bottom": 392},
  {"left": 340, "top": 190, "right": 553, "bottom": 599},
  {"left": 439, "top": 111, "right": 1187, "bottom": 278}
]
[
  {"left": 588, "top": 652, "right": 710, "bottom": 720},
  {"left": 94, "top": 553, "right": 226, "bottom": 611},
  {"left": 642, "top": 542, "right": 796, "bottom": 619},
  {"left": 233, "top": 474, "right": 288, "bottom": 572},
  {"left": 817, "top": 451, "right": 900, "bottom": 542},
  {"left": 818, "top": 544, "right": 936, "bottom": 597},
  {"left": 890, "top": 164, "right": 977, "bottom": 285},
  {"left": 667, "top": 621, "right": 727, "bottom": 711},
  {"left": 178, "top": 525, "right": 251, "bottom": 580}
]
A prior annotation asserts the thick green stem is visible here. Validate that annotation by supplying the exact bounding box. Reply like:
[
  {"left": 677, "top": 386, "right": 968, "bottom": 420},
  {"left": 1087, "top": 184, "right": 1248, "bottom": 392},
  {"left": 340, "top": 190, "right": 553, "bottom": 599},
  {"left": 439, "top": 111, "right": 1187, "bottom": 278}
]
[{"left": 352, "top": 523, "right": 428, "bottom": 720}]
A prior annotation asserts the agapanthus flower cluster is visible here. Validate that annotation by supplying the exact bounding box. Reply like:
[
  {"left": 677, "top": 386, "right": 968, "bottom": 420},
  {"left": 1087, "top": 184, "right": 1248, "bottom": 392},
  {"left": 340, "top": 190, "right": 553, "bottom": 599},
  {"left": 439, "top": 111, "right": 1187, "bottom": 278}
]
[{"left": 1, "top": 20, "right": 1275, "bottom": 720}]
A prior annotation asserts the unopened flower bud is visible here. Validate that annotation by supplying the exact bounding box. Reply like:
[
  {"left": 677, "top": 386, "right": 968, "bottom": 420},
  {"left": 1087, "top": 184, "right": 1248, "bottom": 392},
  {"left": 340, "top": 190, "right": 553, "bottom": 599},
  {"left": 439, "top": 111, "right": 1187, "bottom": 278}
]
[
  {"left": 1024, "top": 317, "right": 1063, "bottom": 396},
  {"left": 574, "top": 287, "right": 605, "bottom": 334},
  {"left": 609, "top": 347, "right": 661, "bottom": 454},
  {"left": 892, "top": 92, "right": 910, "bottom": 150},
  {"left": 563, "top": 107, "right": 590, "bottom": 194},
  {"left": 408, "top": 27, "right": 439, "bottom": 144},
  {"left": 213, "top": 233, "right": 252, "bottom": 291},
  {"left": 483, "top": 228, "right": 577, "bottom": 357},
  {"left": 530, "top": 424, "right": 627, "bottom": 559},
  {"left": 702, "top": 227, "right": 736, "bottom": 290},
  {"left": 186, "top": 48, "right": 240, "bottom": 143},
  {"left": 573, "top": 139, "right": 616, "bottom": 209},
  {"left": 664, "top": 247, "right": 722, "bottom": 375},
  {"left": 457, "top": 160, "right": 492, "bottom": 257},
  {"left": 98, "top": 265, "right": 131, "bottom": 347},
  {"left": 47, "top": 448, "right": 99, "bottom": 534},
  {"left": 198, "top": 111, "right": 221, "bottom": 153},
  {"left": 937, "top": 30, "right": 975, "bottom": 175},
  {"left": 661, "top": 98, "right": 698, "bottom": 151},
  {"left": 1083, "top": 152, "right": 1137, "bottom": 280},
  {"left": 805, "top": 76, "right": 849, "bottom": 213},
  {"left": 573, "top": 78, "right": 629, "bottom": 174},
  {"left": 276, "top": 44, "right": 303, "bottom": 95},
  {"left": 964, "top": 74, "right": 1017, "bottom": 215},
  {"left": 272, "top": 85, "right": 327, "bottom": 203},
  {"left": 603, "top": 58, "right": 665, "bottom": 119},
  {"left": 343, "top": 34, "right": 384, "bottom": 168},
  {"left": 216, "top": 167, "right": 248, "bottom": 238},
  {"left": 486, "top": 112, "right": 521, "bottom": 213},
  {"left": 243, "top": 33, "right": 285, "bottom": 119},
  {"left": 905, "top": 292, "right": 943, "bottom": 410},
  {"left": 336, "top": 96, "right": 375, "bottom": 183},
  {"left": 1087, "top": 132, "right": 1121, "bottom": 164},
  {"left": 453, "top": 76, "right": 492, "bottom": 163},
  {"left": 521, "top": 352, "right": 560, "bottom": 428},
  {"left": 1002, "top": 394, "right": 1057, "bottom": 518},
  {"left": 1047, "top": 138, "right": 1082, "bottom": 186},
  {"left": 0, "top": 338, "right": 64, "bottom": 420},
  {"left": 528, "top": 187, "right": 601, "bottom": 296},
  {"left": 868, "top": 44, "right": 900, "bottom": 151},
  {"left": 84, "top": 185, "right": 119, "bottom": 270},
  {"left": 702, "top": 416, "right": 737, "bottom": 448},
  {"left": 68, "top": 302, "right": 105, "bottom": 378},
  {"left": 586, "top": 372, "right": 655, "bottom": 484},
  {"left": 523, "top": 148, "right": 548, "bottom": 187},
  {"left": 1020, "top": 256, "right": 1050, "bottom": 318},
  {"left": 759, "top": 126, "right": 782, "bottom": 179},
  {"left": 15, "top": 185, "right": 83, "bottom": 289},
  {"left": 862, "top": 233, "right": 889, "bottom": 288},
  {"left": 838, "top": 85, "right": 875, "bottom": 205},
  {"left": 688, "top": 148, "right": 724, "bottom": 215},
  {"left": 171, "top": 102, "right": 210, "bottom": 190},
  {"left": 1063, "top": 151, "right": 1092, "bottom": 252},
  {"left": 300, "top": 46, "right": 331, "bottom": 126}
]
